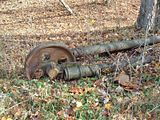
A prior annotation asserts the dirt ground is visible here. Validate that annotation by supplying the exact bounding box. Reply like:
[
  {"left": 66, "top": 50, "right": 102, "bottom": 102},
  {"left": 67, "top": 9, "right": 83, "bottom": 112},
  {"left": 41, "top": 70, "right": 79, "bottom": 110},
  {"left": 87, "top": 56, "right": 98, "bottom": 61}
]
[{"left": 0, "top": 0, "right": 140, "bottom": 36}]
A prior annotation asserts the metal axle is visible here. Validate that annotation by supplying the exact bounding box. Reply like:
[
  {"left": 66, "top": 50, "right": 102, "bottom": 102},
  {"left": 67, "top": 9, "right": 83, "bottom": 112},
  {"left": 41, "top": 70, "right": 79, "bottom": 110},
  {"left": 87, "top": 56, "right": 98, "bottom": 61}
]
[
  {"left": 46, "top": 55, "right": 156, "bottom": 80},
  {"left": 25, "top": 36, "right": 160, "bottom": 80}
]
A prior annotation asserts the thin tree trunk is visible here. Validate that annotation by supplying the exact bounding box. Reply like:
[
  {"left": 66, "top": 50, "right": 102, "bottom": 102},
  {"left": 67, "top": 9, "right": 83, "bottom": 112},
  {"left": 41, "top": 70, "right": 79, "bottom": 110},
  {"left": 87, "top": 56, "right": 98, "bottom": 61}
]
[
  {"left": 137, "top": 0, "right": 160, "bottom": 30},
  {"left": 155, "top": 0, "right": 160, "bottom": 28}
]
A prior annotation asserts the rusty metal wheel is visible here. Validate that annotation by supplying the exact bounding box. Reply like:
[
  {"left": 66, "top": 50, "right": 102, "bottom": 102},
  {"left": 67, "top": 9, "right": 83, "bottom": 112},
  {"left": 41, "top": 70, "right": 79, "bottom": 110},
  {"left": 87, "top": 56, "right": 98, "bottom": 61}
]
[{"left": 25, "top": 43, "right": 75, "bottom": 79}]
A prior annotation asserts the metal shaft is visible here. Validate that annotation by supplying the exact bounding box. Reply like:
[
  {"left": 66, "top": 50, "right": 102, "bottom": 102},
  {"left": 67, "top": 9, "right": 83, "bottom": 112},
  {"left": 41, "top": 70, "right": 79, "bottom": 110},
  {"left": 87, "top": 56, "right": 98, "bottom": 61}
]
[
  {"left": 47, "top": 55, "right": 157, "bottom": 80},
  {"left": 63, "top": 55, "right": 157, "bottom": 80},
  {"left": 72, "top": 36, "right": 160, "bottom": 57}
]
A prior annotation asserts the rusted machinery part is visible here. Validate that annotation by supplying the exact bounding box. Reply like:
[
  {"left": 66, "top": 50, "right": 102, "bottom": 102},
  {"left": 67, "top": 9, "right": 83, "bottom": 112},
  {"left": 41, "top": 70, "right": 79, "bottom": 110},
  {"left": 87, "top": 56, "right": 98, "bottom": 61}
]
[
  {"left": 29, "top": 54, "right": 157, "bottom": 80},
  {"left": 72, "top": 36, "right": 160, "bottom": 57},
  {"left": 63, "top": 65, "right": 101, "bottom": 80},
  {"left": 45, "top": 62, "right": 61, "bottom": 79},
  {"left": 62, "top": 55, "right": 158, "bottom": 80},
  {"left": 25, "top": 43, "right": 75, "bottom": 79}
]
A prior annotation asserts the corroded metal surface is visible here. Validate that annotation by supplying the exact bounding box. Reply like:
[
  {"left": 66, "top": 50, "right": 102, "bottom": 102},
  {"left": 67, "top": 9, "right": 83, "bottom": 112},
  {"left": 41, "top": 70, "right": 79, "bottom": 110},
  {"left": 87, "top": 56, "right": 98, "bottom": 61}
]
[
  {"left": 62, "top": 55, "right": 158, "bottom": 80},
  {"left": 25, "top": 36, "right": 160, "bottom": 80},
  {"left": 72, "top": 36, "right": 160, "bottom": 57},
  {"left": 64, "top": 65, "right": 101, "bottom": 80},
  {"left": 25, "top": 43, "right": 75, "bottom": 79}
]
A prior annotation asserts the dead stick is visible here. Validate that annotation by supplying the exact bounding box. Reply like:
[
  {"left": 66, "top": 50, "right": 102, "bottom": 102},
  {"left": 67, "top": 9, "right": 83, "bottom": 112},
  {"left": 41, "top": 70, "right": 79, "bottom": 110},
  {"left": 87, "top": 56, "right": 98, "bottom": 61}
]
[{"left": 59, "top": 0, "right": 74, "bottom": 15}]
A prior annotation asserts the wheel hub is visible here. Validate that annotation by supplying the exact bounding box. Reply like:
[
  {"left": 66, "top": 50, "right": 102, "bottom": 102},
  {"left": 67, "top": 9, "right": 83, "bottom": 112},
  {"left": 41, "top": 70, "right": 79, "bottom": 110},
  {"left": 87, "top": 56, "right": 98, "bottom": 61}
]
[{"left": 25, "top": 43, "right": 75, "bottom": 79}]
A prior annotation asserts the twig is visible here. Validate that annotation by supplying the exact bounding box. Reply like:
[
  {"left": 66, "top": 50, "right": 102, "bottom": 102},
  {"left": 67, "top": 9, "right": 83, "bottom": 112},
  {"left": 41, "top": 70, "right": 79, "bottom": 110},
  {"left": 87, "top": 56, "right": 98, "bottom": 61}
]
[
  {"left": 148, "top": 104, "right": 160, "bottom": 113},
  {"left": 5, "top": 99, "right": 29, "bottom": 112},
  {"left": 59, "top": 0, "right": 75, "bottom": 15}
]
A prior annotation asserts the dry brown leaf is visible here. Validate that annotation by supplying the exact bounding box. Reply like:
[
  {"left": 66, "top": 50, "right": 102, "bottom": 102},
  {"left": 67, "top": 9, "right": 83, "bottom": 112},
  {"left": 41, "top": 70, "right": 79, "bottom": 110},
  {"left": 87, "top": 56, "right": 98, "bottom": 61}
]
[
  {"left": 115, "top": 71, "right": 139, "bottom": 91},
  {"left": 69, "top": 87, "right": 95, "bottom": 95},
  {"left": 69, "top": 87, "right": 83, "bottom": 95},
  {"left": 66, "top": 116, "right": 76, "bottom": 120},
  {"left": 94, "top": 79, "right": 103, "bottom": 87},
  {"left": 66, "top": 107, "right": 74, "bottom": 116},
  {"left": 14, "top": 108, "right": 22, "bottom": 117},
  {"left": 1, "top": 117, "right": 7, "bottom": 120},
  {"left": 102, "top": 109, "right": 110, "bottom": 117},
  {"left": 57, "top": 110, "right": 65, "bottom": 116},
  {"left": 91, "top": 102, "right": 100, "bottom": 110},
  {"left": 115, "top": 71, "right": 130, "bottom": 86}
]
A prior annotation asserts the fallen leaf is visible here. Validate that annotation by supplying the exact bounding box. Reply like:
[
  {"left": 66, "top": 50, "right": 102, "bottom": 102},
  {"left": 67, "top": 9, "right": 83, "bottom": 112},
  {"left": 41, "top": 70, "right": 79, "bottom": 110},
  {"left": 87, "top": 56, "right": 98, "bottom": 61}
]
[
  {"left": 57, "top": 110, "right": 65, "bottom": 116},
  {"left": 66, "top": 116, "right": 75, "bottom": 120},
  {"left": 0, "top": 79, "right": 3, "bottom": 84},
  {"left": 103, "top": 96, "right": 110, "bottom": 104},
  {"left": 115, "top": 71, "right": 139, "bottom": 91},
  {"left": 84, "top": 87, "right": 95, "bottom": 93},
  {"left": 105, "top": 103, "right": 113, "bottom": 110},
  {"left": 6, "top": 118, "right": 12, "bottom": 120},
  {"left": 91, "top": 102, "right": 100, "bottom": 110},
  {"left": 69, "top": 87, "right": 95, "bottom": 95},
  {"left": 89, "top": 19, "right": 96, "bottom": 25},
  {"left": 14, "top": 108, "right": 21, "bottom": 117},
  {"left": 1, "top": 117, "right": 7, "bottom": 120},
  {"left": 115, "top": 71, "right": 130, "bottom": 86},
  {"left": 66, "top": 107, "right": 74, "bottom": 116},
  {"left": 102, "top": 109, "right": 110, "bottom": 116},
  {"left": 76, "top": 101, "right": 82, "bottom": 108},
  {"left": 115, "top": 86, "right": 124, "bottom": 93},
  {"left": 69, "top": 87, "right": 83, "bottom": 95},
  {"left": 94, "top": 79, "right": 103, "bottom": 87},
  {"left": 73, "top": 101, "right": 83, "bottom": 111},
  {"left": 116, "top": 97, "right": 123, "bottom": 104}
]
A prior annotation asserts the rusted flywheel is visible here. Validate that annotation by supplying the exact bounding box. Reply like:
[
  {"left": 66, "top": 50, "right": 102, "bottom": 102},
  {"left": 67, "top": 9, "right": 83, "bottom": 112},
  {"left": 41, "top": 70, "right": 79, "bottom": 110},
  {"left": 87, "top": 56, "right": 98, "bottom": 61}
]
[{"left": 25, "top": 43, "right": 75, "bottom": 79}]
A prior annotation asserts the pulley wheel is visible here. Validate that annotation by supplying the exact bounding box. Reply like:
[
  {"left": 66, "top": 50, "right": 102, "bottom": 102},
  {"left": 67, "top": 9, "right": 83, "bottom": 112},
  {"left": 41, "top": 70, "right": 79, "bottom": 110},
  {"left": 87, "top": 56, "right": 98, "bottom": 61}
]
[{"left": 25, "top": 43, "right": 75, "bottom": 79}]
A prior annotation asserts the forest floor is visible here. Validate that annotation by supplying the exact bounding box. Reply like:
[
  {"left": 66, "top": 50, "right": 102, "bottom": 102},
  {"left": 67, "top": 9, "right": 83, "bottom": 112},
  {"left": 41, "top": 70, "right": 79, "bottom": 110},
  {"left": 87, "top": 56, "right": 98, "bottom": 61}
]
[{"left": 0, "top": 0, "right": 160, "bottom": 119}]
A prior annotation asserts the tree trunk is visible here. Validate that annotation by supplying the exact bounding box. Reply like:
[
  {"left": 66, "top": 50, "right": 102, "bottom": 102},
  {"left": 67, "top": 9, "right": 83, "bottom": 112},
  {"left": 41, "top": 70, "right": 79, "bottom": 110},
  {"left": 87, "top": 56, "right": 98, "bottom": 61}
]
[
  {"left": 155, "top": 0, "right": 160, "bottom": 28},
  {"left": 137, "top": 0, "right": 160, "bottom": 30}
]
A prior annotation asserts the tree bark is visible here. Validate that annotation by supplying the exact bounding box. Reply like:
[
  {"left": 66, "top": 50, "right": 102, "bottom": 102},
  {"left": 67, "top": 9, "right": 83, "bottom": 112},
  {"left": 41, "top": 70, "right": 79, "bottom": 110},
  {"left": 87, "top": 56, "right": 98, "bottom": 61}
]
[
  {"left": 137, "top": 0, "right": 160, "bottom": 30},
  {"left": 155, "top": 0, "right": 160, "bottom": 28}
]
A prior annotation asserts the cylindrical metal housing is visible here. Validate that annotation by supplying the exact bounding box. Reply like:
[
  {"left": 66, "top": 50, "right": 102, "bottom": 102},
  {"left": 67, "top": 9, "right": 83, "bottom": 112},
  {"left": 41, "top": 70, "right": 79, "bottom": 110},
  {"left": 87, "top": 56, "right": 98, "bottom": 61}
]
[{"left": 63, "top": 65, "right": 101, "bottom": 80}]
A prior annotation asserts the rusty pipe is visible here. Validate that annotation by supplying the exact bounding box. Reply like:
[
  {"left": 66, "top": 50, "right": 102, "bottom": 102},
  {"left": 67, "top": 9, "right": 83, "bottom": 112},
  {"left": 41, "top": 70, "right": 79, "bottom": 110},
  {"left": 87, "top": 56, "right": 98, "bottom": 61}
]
[
  {"left": 63, "top": 55, "right": 156, "bottom": 80},
  {"left": 71, "top": 36, "right": 160, "bottom": 57},
  {"left": 45, "top": 55, "right": 157, "bottom": 80}
]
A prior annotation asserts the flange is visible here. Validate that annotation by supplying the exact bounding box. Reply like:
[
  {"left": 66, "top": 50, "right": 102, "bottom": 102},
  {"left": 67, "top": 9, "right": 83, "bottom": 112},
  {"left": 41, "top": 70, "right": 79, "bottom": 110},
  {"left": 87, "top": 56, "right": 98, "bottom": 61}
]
[{"left": 25, "top": 42, "right": 75, "bottom": 79}]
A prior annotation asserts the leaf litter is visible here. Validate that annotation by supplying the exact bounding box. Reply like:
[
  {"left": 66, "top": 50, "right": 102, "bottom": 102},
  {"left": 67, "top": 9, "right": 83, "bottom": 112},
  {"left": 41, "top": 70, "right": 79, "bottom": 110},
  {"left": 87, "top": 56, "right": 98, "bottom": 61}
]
[{"left": 0, "top": 0, "right": 160, "bottom": 119}]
